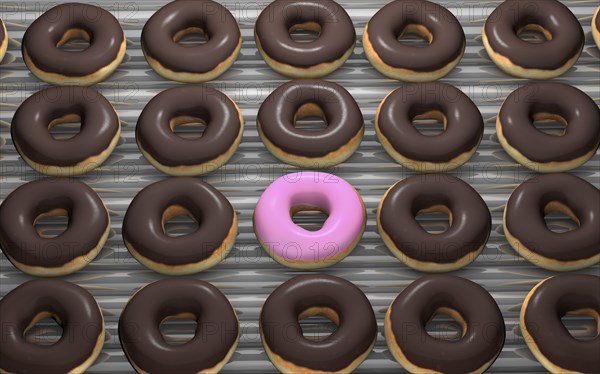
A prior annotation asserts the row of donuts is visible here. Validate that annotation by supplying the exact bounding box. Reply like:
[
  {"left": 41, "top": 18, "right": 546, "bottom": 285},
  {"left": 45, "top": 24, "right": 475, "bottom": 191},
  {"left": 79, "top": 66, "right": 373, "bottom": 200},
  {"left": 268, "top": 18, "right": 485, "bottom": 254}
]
[
  {"left": 1, "top": 273, "right": 598, "bottom": 373},
  {"left": 1, "top": 171, "right": 598, "bottom": 277},
  {"left": 2, "top": 0, "right": 600, "bottom": 85},
  {"left": 11, "top": 81, "right": 600, "bottom": 178}
]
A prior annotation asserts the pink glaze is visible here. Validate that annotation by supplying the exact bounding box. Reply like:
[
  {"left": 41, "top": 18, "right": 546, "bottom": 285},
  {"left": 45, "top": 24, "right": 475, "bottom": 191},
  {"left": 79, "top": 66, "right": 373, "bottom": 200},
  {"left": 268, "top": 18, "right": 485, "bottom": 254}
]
[{"left": 254, "top": 172, "right": 365, "bottom": 267}]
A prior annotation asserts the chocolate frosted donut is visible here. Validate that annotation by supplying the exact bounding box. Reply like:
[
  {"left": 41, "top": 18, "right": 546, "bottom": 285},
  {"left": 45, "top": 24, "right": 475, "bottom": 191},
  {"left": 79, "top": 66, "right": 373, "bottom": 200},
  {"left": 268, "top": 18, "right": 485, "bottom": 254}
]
[
  {"left": 255, "top": 0, "right": 356, "bottom": 78},
  {"left": 386, "top": 274, "right": 505, "bottom": 373},
  {"left": 22, "top": 3, "right": 125, "bottom": 85},
  {"left": 142, "top": 0, "right": 241, "bottom": 82},
  {"left": 123, "top": 177, "right": 237, "bottom": 275},
  {"left": 521, "top": 275, "right": 600, "bottom": 373},
  {"left": 12, "top": 86, "right": 121, "bottom": 176},
  {"left": 119, "top": 278, "right": 239, "bottom": 373},
  {"left": 136, "top": 86, "right": 243, "bottom": 176},
  {"left": 504, "top": 173, "right": 600, "bottom": 271},
  {"left": 378, "top": 174, "right": 491, "bottom": 272},
  {"left": 497, "top": 83, "right": 600, "bottom": 173},
  {"left": 0, "top": 17, "right": 7, "bottom": 62},
  {"left": 257, "top": 79, "right": 364, "bottom": 167},
  {"left": 483, "top": 0, "right": 584, "bottom": 79},
  {"left": 260, "top": 274, "right": 377, "bottom": 373},
  {"left": 594, "top": 6, "right": 600, "bottom": 49},
  {"left": 363, "top": 0, "right": 465, "bottom": 82},
  {"left": 0, "top": 279, "right": 105, "bottom": 374},
  {"left": 0, "top": 178, "right": 109, "bottom": 277},
  {"left": 376, "top": 82, "right": 483, "bottom": 172}
]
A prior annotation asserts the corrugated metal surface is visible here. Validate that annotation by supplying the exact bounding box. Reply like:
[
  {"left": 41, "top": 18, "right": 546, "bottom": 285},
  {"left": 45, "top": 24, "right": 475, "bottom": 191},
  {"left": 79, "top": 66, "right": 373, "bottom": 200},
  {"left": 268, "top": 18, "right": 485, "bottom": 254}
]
[{"left": 1, "top": 1, "right": 599, "bottom": 372}]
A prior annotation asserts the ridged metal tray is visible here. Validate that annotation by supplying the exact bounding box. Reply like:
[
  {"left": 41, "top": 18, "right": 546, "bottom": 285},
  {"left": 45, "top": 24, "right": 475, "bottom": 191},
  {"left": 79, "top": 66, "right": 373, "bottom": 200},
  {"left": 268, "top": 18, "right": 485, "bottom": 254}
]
[{"left": 1, "top": 1, "right": 599, "bottom": 373}]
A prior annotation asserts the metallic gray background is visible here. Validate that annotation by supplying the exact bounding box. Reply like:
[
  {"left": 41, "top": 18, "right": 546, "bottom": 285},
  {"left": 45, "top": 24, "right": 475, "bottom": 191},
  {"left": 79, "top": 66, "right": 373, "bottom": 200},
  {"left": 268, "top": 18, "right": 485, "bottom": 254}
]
[{"left": 1, "top": 0, "right": 599, "bottom": 372}]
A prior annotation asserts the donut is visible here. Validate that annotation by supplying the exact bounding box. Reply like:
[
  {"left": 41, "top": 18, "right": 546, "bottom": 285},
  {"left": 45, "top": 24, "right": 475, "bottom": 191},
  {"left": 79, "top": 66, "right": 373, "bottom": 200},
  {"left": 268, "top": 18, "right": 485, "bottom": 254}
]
[
  {"left": 22, "top": 3, "right": 125, "bottom": 85},
  {"left": 377, "top": 174, "right": 491, "bottom": 272},
  {"left": 0, "top": 279, "right": 104, "bottom": 373},
  {"left": 254, "top": 172, "right": 365, "bottom": 269},
  {"left": 257, "top": 79, "right": 364, "bottom": 167},
  {"left": 386, "top": 274, "right": 505, "bottom": 373},
  {"left": 136, "top": 86, "right": 243, "bottom": 176},
  {"left": 119, "top": 278, "right": 239, "bottom": 373},
  {"left": 521, "top": 275, "right": 600, "bottom": 373},
  {"left": 142, "top": 0, "right": 241, "bottom": 83},
  {"left": 375, "top": 82, "right": 483, "bottom": 172},
  {"left": 254, "top": 0, "right": 355, "bottom": 78},
  {"left": 594, "top": 6, "right": 600, "bottom": 49},
  {"left": 0, "top": 178, "right": 109, "bottom": 277},
  {"left": 11, "top": 86, "right": 121, "bottom": 176},
  {"left": 504, "top": 173, "right": 600, "bottom": 271},
  {"left": 483, "top": 0, "right": 584, "bottom": 79},
  {"left": 0, "top": 17, "right": 7, "bottom": 62},
  {"left": 363, "top": 0, "right": 465, "bottom": 82},
  {"left": 260, "top": 274, "right": 377, "bottom": 373},
  {"left": 497, "top": 83, "right": 600, "bottom": 173},
  {"left": 123, "top": 177, "right": 237, "bottom": 275}
]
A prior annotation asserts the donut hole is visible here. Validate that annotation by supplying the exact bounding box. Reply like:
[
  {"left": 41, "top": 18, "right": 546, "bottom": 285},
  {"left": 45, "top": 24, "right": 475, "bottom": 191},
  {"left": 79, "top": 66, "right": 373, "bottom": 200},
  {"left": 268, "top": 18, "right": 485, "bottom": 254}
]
[
  {"left": 34, "top": 208, "right": 69, "bottom": 238},
  {"left": 561, "top": 309, "right": 599, "bottom": 341},
  {"left": 298, "top": 307, "right": 339, "bottom": 341},
  {"left": 293, "top": 103, "right": 328, "bottom": 131},
  {"left": 411, "top": 110, "right": 446, "bottom": 136},
  {"left": 162, "top": 205, "right": 200, "bottom": 237},
  {"left": 291, "top": 205, "right": 329, "bottom": 232},
  {"left": 56, "top": 28, "right": 91, "bottom": 52},
  {"left": 173, "top": 27, "right": 209, "bottom": 46},
  {"left": 543, "top": 201, "right": 580, "bottom": 234},
  {"left": 160, "top": 313, "right": 198, "bottom": 346},
  {"left": 532, "top": 112, "right": 567, "bottom": 137},
  {"left": 397, "top": 24, "right": 432, "bottom": 47},
  {"left": 415, "top": 205, "right": 452, "bottom": 234},
  {"left": 170, "top": 116, "right": 207, "bottom": 140},
  {"left": 289, "top": 22, "right": 321, "bottom": 43},
  {"left": 425, "top": 307, "right": 466, "bottom": 342},
  {"left": 23, "top": 312, "right": 63, "bottom": 346},
  {"left": 48, "top": 114, "right": 82, "bottom": 140},
  {"left": 517, "top": 24, "right": 552, "bottom": 44}
]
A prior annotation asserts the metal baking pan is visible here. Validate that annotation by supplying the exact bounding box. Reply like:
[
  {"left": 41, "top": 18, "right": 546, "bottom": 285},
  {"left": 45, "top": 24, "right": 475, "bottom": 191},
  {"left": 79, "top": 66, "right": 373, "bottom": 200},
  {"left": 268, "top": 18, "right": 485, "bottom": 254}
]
[{"left": 1, "top": 0, "right": 598, "bottom": 372}]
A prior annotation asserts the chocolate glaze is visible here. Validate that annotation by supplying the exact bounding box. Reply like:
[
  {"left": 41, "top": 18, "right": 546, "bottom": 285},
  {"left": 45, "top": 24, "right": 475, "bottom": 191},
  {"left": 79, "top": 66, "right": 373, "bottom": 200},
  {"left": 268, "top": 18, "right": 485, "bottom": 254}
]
[
  {"left": 379, "top": 174, "right": 491, "bottom": 264},
  {"left": 499, "top": 83, "right": 600, "bottom": 163},
  {"left": 22, "top": 3, "right": 124, "bottom": 76},
  {"left": 258, "top": 79, "right": 363, "bottom": 158},
  {"left": 260, "top": 274, "right": 377, "bottom": 371},
  {"left": 366, "top": 0, "right": 465, "bottom": 71},
  {"left": 119, "top": 278, "right": 239, "bottom": 373},
  {"left": 136, "top": 85, "right": 242, "bottom": 167},
  {"left": 388, "top": 274, "right": 505, "bottom": 372},
  {"left": 142, "top": 0, "right": 241, "bottom": 73},
  {"left": 484, "top": 0, "right": 583, "bottom": 70},
  {"left": 255, "top": 0, "right": 356, "bottom": 67},
  {"left": 505, "top": 173, "right": 600, "bottom": 262},
  {"left": 377, "top": 82, "right": 483, "bottom": 163},
  {"left": 122, "top": 177, "right": 235, "bottom": 266},
  {"left": 0, "top": 279, "right": 104, "bottom": 374},
  {"left": 12, "top": 86, "right": 120, "bottom": 167},
  {"left": 0, "top": 178, "right": 109, "bottom": 268},
  {"left": 523, "top": 275, "right": 600, "bottom": 373},
  {"left": 0, "top": 17, "right": 5, "bottom": 43}
]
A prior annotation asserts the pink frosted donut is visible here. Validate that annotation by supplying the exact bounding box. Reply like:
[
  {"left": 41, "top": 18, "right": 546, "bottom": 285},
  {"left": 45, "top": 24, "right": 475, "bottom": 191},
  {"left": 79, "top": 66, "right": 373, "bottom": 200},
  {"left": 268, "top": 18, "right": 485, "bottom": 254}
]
[{"left": 254, "top": 172, "right": 365, "bottom": 269}]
